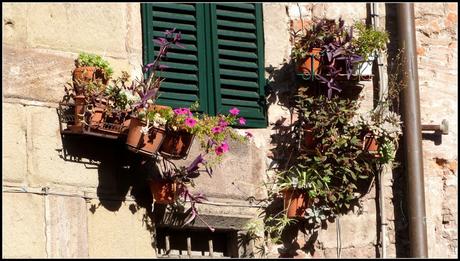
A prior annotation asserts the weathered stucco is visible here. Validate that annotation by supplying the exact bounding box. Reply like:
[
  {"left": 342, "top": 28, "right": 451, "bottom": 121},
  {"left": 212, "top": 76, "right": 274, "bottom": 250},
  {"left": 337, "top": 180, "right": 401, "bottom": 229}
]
[{"left": 2, "top": 2, "right": 457, "bottom": 258}]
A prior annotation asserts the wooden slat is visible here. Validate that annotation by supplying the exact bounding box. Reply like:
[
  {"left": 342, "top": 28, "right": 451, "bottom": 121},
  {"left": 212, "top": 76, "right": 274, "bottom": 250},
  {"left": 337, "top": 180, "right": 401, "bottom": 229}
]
[
  {"left": 219, "top": 59, "right": 258, "bottom": 69},
  {"left": 152, "top": 11, "right": 196, "bottom": 22},
  {"left": 151, "top": 3, "right": 196, "bottom": 12},
  {"left": 219, "top": 49, "right": 257, "bottom": 59},
  {"left": 217, "top": 3, "right": 255, "bottom": 10},
  {"left": 217, "top": 19, "right": 256, "bottom": 30},
  {"left": 220, "top": 79, "right": 259, "bottom": 89},
  {"left": 217, "top": 29, "right": 256, "bottom": 40},
  {"left": 220, "top": 69, "right": 258, "bottom": 79},
  {"left": 221, "top": 89, "right": 260, "bottom": 99},
  {"left": 216, "top": 9, "right": 255, "bottom": 20}
]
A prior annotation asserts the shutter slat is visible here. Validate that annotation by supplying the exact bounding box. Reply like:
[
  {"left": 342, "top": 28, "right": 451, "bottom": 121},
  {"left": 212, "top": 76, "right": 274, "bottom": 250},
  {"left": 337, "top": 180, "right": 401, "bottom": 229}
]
[
  {"left": 159, "top": 92, "right": 198, "bottom": 101},
  {"left": 154, "top": 51, "right": 198, "bottom": 61},
  {"left": 152, "top": 11, "right": 196, "bottom": 22},
  {"left": 151, "top": 3, "right": 196, "bottom": 12},
  {"left": 153, "top": 21, "right": 196, "bottom": 32},
  {"left": 220, "top": 79, "right": 259, "bottom": 89},
  {"left": 160, "top": 61, "right": 198, "bottom": 71},
  {"left": 156, "top": 71, "right": 198, "bottom": 82},
  {"left": 221, "top": 99, "right": 261, "bottom": 108},
  {"left": 161, "top": 82, "right": 199, "bottom": 92},
  {"left": 217, "top": 29, "right": 256, "bottom": 40},
  {"left": 217, "top": 20, "right": 256, "bottom": 30},
  {"left": 220, "top": 69, "right": 258, "bottom": 79},
  {"left": 217, "top": 3, "right": 255, "bottom": 10},
  {"left": 216, "top": 9, "right": 255, "bottom": 20},
  {"left": 221, "top": 89, "right": 260, "bottom": 99},
  {"left": 218, "top": 39, "right": 257, "bottom": 49},
  {"left": 219, "top": 59, "right": 258, "bottom": 69},
  {"left": 219, "top": 49, "right": 258, "bottom": 59},
  {"left": 152, "top": 31, "right": 197, "bottom": 42}
]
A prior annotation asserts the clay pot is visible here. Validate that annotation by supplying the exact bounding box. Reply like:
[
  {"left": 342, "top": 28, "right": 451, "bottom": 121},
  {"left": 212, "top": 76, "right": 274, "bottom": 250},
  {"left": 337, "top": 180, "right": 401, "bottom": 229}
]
[
  {"left": 283, "top": 189, "right": 311, "bottom": 218},
  {"left": 159, "top": 128, "right": 194, "bottom": 159},
  {"left": 73, "top": 66, "right": 108, "bottom": 85},
  {"left": 126, "top": 117, "right": 166, "bottom": 156},
  {"left": 148, "top": 180, "right": 182, "bottom": 204},
  {"left": 90, "top": 107, "right": 105, "bottom": 127},
  {"left": 74, "top": 95, "right": 86, "bottom": 128},
  {"left": 362, "top": 132, "right": 380, "bottom": 158},
  {"left": 302, "top": 124, "right": 315, "bottom": 149},
  {"left": 296, "top": 48, "right": 322, "bottom": 76}
]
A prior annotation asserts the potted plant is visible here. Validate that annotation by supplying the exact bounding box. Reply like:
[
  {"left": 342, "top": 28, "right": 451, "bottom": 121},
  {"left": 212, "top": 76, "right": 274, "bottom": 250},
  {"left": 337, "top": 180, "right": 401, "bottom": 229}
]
[
  {"left": 73, "top": 52, "right": 114, "bottom": 87},
  {"left": 351, "top": 21, "right": 389, "bottom": 79},
  {"left": 123, "top": 28, "right": 182, "bottom": 155}
]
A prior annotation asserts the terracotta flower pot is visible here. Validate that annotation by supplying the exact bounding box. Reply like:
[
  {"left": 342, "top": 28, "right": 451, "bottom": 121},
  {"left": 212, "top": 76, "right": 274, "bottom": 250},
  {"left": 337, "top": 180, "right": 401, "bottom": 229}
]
[
  {"left": 74, "top": 95, "right": 86, "bottom": 128},
  {"left": 283, "top": 189, "right": 311, "bottom": 218},
  {"left": 362, "top": 132, "right": 380, "bottom": 158},
  {"left": 126, "top": 117, "right": 166, "bottom": 156},
  {"left": 302, "top": 124, "right": 315, "bottom": 149},
  {"left": 296, "top": 48, "right": 322, "bottom": 76},
  {"left": 89, "top": 107, "right": 105, "bottom": 127},
  {"left": 148, "top": 180, "right": 182, "bottom": 204},
  {"left": 159, "top": 128, "right": 194, "bottom": 159},
  {"left": 73, "top": 66, "right": 108, "bottom": 86}
]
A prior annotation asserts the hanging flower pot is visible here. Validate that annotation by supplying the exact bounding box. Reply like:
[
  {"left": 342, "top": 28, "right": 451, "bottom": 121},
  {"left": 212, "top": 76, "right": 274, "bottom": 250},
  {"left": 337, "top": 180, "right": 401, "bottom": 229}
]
[
  {"left": 148, "top": 179, "right": 182, "bottom": 204},
  {"left": 159, "top": 128, "right": 194, "bottom": 159},
  {"left": 352, "top": 54, "right": 375, "bottom": 80},
  {"left": 362, "top": 132, "right": 380, "bottom": 158},
  {"left": 296, "top": 48, "right": 322, "bottom": 77},
  {"left": 302, "top": 124, "right": 316, "bottom": 150},
  {"left": 283, "top": 188, "right": 311, "bottom": 218},
  {"left": 125, "top": 117, "right": 166, "bottom": 156}
]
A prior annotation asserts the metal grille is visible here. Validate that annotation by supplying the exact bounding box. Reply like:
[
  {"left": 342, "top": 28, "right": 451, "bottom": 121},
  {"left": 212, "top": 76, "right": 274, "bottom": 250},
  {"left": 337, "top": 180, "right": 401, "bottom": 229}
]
[{"left": 155, "top": 227, "right": 238, "bottom": 258}]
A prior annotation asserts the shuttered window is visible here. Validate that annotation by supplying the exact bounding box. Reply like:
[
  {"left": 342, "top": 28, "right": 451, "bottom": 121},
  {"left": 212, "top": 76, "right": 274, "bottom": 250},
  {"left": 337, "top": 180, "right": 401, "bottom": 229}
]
[{"left": 142, "top": 3, "right": 267, "bottom": 128}]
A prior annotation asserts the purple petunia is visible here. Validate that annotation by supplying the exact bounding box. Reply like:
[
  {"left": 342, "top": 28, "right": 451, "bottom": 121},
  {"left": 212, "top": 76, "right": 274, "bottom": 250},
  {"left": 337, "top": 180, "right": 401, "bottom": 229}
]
[{"left": 185, "top": 117, "right": 197, "bottom": 128}]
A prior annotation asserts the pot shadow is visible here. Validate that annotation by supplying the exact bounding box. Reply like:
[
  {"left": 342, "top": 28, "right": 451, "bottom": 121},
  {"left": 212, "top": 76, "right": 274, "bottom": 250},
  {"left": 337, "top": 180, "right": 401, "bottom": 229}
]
[{"left": 58, "top": 133, "right": 155, "bottom": 214}]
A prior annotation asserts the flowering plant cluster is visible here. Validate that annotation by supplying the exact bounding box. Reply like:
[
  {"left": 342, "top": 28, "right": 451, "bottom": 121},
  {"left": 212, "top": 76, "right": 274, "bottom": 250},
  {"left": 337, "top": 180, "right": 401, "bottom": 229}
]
[{"left": 164, "top": 104, "right": 252, "bottom": 163}]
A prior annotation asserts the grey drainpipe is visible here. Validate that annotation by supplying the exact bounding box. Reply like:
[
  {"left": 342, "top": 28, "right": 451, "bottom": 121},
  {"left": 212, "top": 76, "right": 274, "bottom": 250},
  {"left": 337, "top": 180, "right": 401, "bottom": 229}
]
[{"left": 395, "top": 3, "right": 428, "bottom": 257}]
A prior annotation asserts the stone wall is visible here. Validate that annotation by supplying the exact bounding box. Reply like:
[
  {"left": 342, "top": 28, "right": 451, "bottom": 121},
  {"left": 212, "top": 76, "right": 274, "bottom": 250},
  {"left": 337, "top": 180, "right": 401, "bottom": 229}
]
[{"left": 2, "top": 2, "right": 457, "bottom": 258}]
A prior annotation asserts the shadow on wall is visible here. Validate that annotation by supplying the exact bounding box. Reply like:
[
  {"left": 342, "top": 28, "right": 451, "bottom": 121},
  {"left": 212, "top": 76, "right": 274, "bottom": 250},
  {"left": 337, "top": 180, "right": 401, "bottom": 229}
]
[{"left": 56, "top": 132, "right": 158, "bottom": 242}]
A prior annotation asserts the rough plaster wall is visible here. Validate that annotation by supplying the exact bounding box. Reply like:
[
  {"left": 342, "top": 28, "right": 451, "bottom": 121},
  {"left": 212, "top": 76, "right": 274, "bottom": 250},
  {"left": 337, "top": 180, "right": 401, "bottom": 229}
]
[
  {"left": 2, "top": 3, "right": 265, "bottom": 258},
  {"left": 2, "top": 2, "right": 457, "bottom": 258},
  {"left": 414, "top": 2, "right": 458, "bottom": 258},
  {"left": 258, "top": 2, "right": 458, "bottom": 258}
]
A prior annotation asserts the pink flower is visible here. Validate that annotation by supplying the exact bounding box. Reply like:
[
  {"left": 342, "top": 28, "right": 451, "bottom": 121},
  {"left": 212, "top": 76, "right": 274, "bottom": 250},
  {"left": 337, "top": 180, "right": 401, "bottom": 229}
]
[
  {"left": 218, "top": 119, "right": 229, "bottom": 127},
  {"left": 215, "top": 141, "right": 229, "bottom": 156},
  {"left": 174, "top": 108, "right": 192, "bottom": 116},
  {"left": 212, "top": 126, "right": 224, "bottom": 134},
  {"left": 238, "top": 117, "right": 246, "bottom": 125},
  {"left": 185, "top": 117, "right": 197, "bottom": 128},
  {"left": 245, "top": 131, "right": 253, "bottom": 138},
  {"left": 229, "top": 107, "right": 240, "bottom": 116}
]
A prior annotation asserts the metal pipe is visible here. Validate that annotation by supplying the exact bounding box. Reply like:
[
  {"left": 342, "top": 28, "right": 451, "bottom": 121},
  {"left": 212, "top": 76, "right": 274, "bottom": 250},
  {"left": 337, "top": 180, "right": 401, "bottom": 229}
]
[
  {"left": 370, "top": 3, "right": 387, "bottom": 258},
  {"left": 395, "top": 3, "right": 428, "bottom": 257}
]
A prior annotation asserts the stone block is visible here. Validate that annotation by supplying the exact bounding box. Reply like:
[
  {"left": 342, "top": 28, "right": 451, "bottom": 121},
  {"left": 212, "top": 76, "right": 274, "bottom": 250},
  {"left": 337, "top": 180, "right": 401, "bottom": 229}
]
[
  {"left": 47, "top": 195, "right": 88, "bottom": 257},
  {"left": 180, "top": 138, "right": 267, "bottom": 201},
  {"left": 263, "top": 4, "right": 291, "bottom": 67},
  {"left": 2, "top": 3, "right": 28, "bottom": 48},
  {"left": 2, "top": 193, "right": 47, "bottom": 258},
  {"left": 2, "top": 45, "right": 75, "bottom": 103},
  {"left": 26, "top": 3, "right": 129, "bottom": 58},
  {"left": 86, "top": 199, "right": 156, "bottom": 257},
  {"left": 324, "top": 244, "right": 376, "bottom": 258},
  {"left": 26, "top": 106, "right": 100, "bottom": 188},
  {"left": 317, "top": 213, "right": 377, "bottom": 249},
  {"left": 2, "top": 102, "right": 27, "bottom": 183},
  {"left": 312, "top": 3, "right": 366, "bottom": 24}
]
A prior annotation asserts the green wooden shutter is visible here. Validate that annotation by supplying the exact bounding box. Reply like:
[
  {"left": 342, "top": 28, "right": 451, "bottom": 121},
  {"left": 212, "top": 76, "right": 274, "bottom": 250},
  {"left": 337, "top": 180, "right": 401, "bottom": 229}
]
[
  {"left": 209, "top": 3, "right": 267, "bottom": 128},
  {"left": 142, "top": 3, "right": 208, "bottom": 112}
]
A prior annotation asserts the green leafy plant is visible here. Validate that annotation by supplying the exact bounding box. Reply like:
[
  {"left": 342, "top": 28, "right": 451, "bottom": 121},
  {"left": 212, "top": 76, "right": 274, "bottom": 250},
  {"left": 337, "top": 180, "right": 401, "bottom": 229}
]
[
  {"left": 76, "top": 52, "right": 114, "bottom": 77},
  {"left": 351, "top": 21, "right": 389, "bottom": 61}
]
